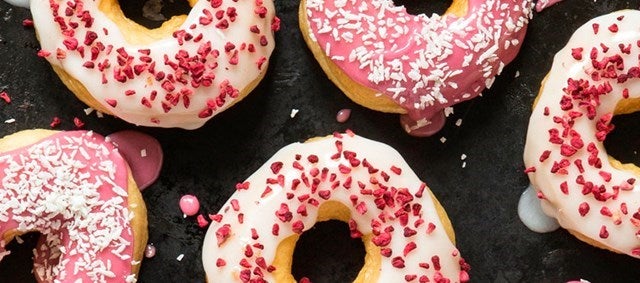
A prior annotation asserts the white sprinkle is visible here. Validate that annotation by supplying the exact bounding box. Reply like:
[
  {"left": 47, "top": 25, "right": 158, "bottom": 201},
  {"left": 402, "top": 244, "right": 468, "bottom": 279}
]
[
  {"left": 290, "top": 109, "right": 299, "bottom": 118},
  {"left": 515, "top": 71, "right": 520, "bottom": 78},
  {"left": 4, "top": 118, "right": 15, "bottom": 124},
  {"left": 462, "top": 161, "right": 467, "bottom": 168},
  {"left": 15, "top": 236, "right": 23, "bottom": 244},
  {"left": 444, "top": 107, "right": 454, "bottom": 117},
  {"left": 440, "top": 137, "right": 447, "bottom": 143},
  {"left": 84, "top": 107, "right": 95, "bottom": 115},
  {"left": 140, "top": 149, "right": 147, "bottom": 158},
  {"left": 461, "top": 154, "right": 467, "bottom": 160},
  {"left": 455, "top": 119, "right": 462, "bottom": 127},
  {"left": 176, "top": 254, "right": 184, "bottom": 261}
]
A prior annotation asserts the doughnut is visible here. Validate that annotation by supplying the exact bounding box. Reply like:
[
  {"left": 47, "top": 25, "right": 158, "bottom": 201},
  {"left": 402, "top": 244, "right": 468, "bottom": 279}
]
[
  {"left": 30, "top": 0, "right": 279, "bottom": 129},
  {"left": 523, "top": 10, "right": 640, "bottom": 257},
  {"left": 299, "top": 0, "right": 533, "bottom": 136},
  {"left": 0, "top": 129, "right": 153, "bottom": 282},
  {"left": 202, "top": 132, "right": 470, "bottom": 282}
]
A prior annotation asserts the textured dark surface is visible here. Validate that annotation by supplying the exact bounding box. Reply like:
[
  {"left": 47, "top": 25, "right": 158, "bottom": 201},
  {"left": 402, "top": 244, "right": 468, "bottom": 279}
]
[{"left": 1, "top": 0, "right": 640, "bottom": 282}]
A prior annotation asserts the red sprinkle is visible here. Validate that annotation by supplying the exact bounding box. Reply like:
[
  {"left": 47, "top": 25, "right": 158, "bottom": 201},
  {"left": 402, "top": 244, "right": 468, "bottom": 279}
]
[
  {"left": 0, "top": 92, "right": 11, "bottom": 104},
  {"left": 73, "top": 117, "right": 85, "bottom": 128},
  {"left": 50, "top": 117, "right": 61, "bottom": 128}
]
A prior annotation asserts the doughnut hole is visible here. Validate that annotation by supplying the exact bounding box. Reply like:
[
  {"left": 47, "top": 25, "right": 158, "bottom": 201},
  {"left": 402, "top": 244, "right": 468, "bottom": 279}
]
[
  {"left": 98, "top": 0, "right": 198, "bottom": 45},
  {"left": 0, "top": 232, "right": 40, "bottom": 282},
  {"left": 119, "top": 0, "right": 192, "bottom": 29},
  {"left": 271, "top": 201, "right": 379, "bottom": 283},
  {"left": 603, "top": 98, "right": 640, "bottom": 169},
  {"left": 391, "top": 0, "right": 459, "bottom": 17},
  {"left": 291, "top": 220, "right": 365, "bottom": 282}
]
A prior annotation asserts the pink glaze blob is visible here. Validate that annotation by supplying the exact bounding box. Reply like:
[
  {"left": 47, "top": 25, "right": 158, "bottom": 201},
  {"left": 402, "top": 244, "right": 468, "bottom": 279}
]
[
  {"left": 336, "top": 108, "right": 352, "bottom": 123},
  {"left": 305, "top": 0, "right": 533, "bottom": 136},
  {"left": 180, "top": 195, "right": 200, "bottom": 216},
  {"left": 107, "top": 130, "right": 163, "bottom": 191},
  {"left": 145, "top": 244, "right": 157, "bottom": 258}
]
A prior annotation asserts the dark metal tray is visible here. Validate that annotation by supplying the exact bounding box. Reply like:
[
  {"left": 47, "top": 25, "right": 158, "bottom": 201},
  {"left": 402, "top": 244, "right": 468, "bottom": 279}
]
[{"left": 1, "top": 0, "right": 640, "bottom": 281}]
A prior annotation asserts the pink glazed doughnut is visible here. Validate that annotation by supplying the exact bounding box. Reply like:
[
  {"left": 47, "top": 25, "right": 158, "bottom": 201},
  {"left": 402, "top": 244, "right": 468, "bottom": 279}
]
[
  {"left": 0, "top": 130, "right": 150, "bottom": 282},
  {"left": 524, "top": 10, "right": 640, "bottom": 257},
  {"left": 300, "top": 0, "right": 533, "bottom": 136},
  {"left": 30, "top": 0, "right": 279, "bottom": 129}
]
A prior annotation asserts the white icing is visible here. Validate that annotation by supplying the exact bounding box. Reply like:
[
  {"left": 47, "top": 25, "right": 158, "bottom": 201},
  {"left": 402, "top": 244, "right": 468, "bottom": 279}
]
[
  {"left": 524, "top": 10, "right": 640, "bottom": 257},
  {"left": 30, "top": 0, "right": 276, "bottom": 129},
  {"left": 3, "top": 0, "right": 29, "bottom": 9},
  {"left": 518, "top": 184, "right": 560, "bottom": 233},
  {"left": 202, "top": 134, "right": 466, "bottom": 282}
]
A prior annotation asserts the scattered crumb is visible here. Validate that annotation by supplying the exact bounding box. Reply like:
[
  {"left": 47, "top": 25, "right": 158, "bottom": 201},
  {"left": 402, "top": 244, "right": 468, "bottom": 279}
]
[
  {"left": 4, "top": 118, "right": 15, "bottom": 124},
  {"left": 444, "top": 107, "right": 454, "bottom": 117},
  {"left": 462, "top": 161, "right": 467, "bottom": 168},
  {"left": 73, "top": 117, "right": 85, "bottom": 128},
  {"left": 21, "top": 18, "right": 33, "bottom": 27},
  {"left": 84, "top": 107, "right": 94, "bottom": 115},
  {"left": 15, "top": 236, "right": 23, "bottom": 244},
  {"left": 515, "top": 71, "right": 520, "bottom": 78},
  {"left": 290, "top": 108, "right": 299, "bottom": 118},
  {"left": 140, "top": 149, "right": 147, "bottom": 157},
  {"left": 96, "top": 111, "right": 104, "bottom": 118},
  {"left": 455, "top": 119, "right": 462, "bottom": 127},
  {"left": 50, "top": 117, "right": 61, "bottom": 128},
  {"left": 440, "top": 137, "right": 447, "bottom": 143},
  {"left": 461, "top": 154, "right": 467, "bottom": 160},
  {"left": 176, "top": 254, "right": 184, "bottom": 261}
]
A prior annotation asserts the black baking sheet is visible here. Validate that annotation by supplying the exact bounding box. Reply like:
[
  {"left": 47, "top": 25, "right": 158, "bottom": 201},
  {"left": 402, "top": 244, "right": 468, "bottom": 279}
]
[{"left": 1, "top": 0, "right": 640, "bottom": 282}]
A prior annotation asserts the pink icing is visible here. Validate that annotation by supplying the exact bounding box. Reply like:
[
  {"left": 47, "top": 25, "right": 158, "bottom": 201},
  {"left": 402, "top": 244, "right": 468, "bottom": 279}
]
[
  {"left": 336, "top": 108, "right": 351, "bottom": 123},
  {"left": 179, "top": 194, "right": 200, "bottom": 216},
  {"left": 0, "top": 131, "right": 137, "bottom": 282},
  {"left": 305, "top": 0, "right": 533, "bottom": 136},
  {"left": 535, "top": 0, "right": 564, "bottom": 12},
  {"left": 145, "top": 244, "right": 156, "bottom": 258},
  {"left": 107, "top": 130, "right": 163, "bottom": 191}
]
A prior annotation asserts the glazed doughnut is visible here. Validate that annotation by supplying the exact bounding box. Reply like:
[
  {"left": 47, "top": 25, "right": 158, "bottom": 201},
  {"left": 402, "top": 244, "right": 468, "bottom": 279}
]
[
  {"left": 523, "top": 10, "right": 640, "bottom": 257},
  {"left": 0, "top": 130, "right": 148, "bottom": 282},
  {"left": 30, "top": 0, "right": 279, "bottom": 129},
  {"left": 300, "top": 0, "right": 533, "bottom": 136},
  {"left": 202, "top": 132, "right": 470, "bottom": 282}
]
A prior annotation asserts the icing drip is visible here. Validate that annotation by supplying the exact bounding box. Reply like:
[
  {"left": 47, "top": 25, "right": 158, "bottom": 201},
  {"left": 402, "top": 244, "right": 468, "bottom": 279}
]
[
  {"left": 3, "top": 0, "right": 29, "bottom": 8},
  {"left": 518, "top": 184, "right": 560, "bottom": 233}
]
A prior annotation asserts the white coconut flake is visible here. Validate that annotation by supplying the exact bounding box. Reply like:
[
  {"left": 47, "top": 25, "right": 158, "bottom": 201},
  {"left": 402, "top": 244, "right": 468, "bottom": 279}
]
[
  {"left": 290, "top": 109, "right": 299, "bottom": 118},
  {"left": 176, "top": 254, "right": 184, "bottom": 261}
]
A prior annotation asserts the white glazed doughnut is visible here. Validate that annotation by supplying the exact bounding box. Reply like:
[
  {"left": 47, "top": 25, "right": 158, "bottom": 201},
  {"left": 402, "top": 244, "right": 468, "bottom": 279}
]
[
  {"left": 30, "top": 0, "right": 279, "bottom": 129},
  {"left": 202, "top": 132, "right": 469, "bottom": 282},
  {"left": 523, "top": 10, "right": 640, "bottom": 256}
]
